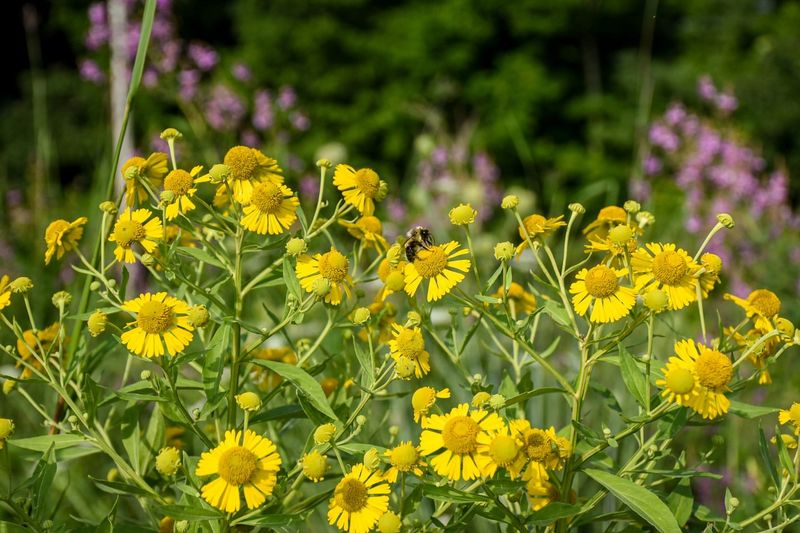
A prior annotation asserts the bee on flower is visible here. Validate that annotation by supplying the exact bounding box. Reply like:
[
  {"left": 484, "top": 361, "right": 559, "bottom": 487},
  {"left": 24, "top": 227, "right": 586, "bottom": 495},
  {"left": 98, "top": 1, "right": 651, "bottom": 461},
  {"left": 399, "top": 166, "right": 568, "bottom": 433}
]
[{"left": 403, "top": 241, "right": 471, "bottom": 302}]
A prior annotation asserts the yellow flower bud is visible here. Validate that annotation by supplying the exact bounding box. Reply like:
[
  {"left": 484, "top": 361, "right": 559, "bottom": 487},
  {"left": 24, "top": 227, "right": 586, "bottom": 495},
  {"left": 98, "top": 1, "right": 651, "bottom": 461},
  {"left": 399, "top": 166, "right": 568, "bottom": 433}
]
[
  {"left": 99, "top": 201, "right": 117, "bottom": 214},
  {"left": 568, "top": 202, "right": 585, "bottom": 215},
  {"left": 155, "top": 446, "right": 181, "bottom": 476},
  {"left": 160, "top": 128, "right": 182, "bottom": 141},
  {"left": 385, "top": 271, "right": 405, "bottom": 292},
  {"left": 208, "top": 163, "right": 230, "bottom": 184},
  {"left": 489, "top": 394, "right": 506, "bottom": 410},
  {"left": 386, "top": 244, "right": 403, "bottom": 266},
  {"left": 449, "top": 203, "right": 477, "bottom": 226},
  {"left": 623, "top": 200, "right": 641, "bottom": 214},
  {"left": 10, "top": 277, "right": 33, "bottom": 294},
  {"left": 87, "top": 311, "right": 108, "bottom": 337},
  {"left": 643, "top": 289, "right": 668, "bottom": 313},
  {"left": 377, "top": 511, "right": 402, "bottom": 533},
  {"left": 313, "top": 278, "right": 331, "bottom": 298},
  {"left": 301, "top": 450, "right": 328, "bottom": 482},
  {"left": 363, "top": 448, "right": 381, "bottom": 470},
  {"left": 52, "top": 291, "right": 72, "bottom": 308},
  {"left": 472, "top": 391, "right": 491, "bottom": 407},
  {"left": 394, "top": 356, "right": 416, "bottom": 379},
  {"left": 235, "top": 392, "right": 262, "bottom": 412},
  {"left": 0, "top": 418, "right": 14, "bottom": 447},
  {"left": 313, "top": 423, "right": 337, "bottom": 445},
  {"left": 2, "top": 380, "right": 15, "bottom": 395},
  {"left": 405, "top": 311, "right": 422, "bottom": 327},
  {"left": 608, "top": 225, "right": 634, "bottom": 245},
  {"left": 501, "top": 195, "right": 520, "bottom": 209},
  {"left": 352, "top": 307, "right": 371, "bottom": 325},
  {"left": 286, "top": 237, "right": 308, "bottom": 257},
  {"left": 716, "top": 213, "right": 735, "bottom": 229},
  {"left": 775, "top": 317, "right": 795, "bottom": 340},
  {"left": 316, "top": 159, "right": 332, "bottom": 169},
  {"left": 187, "top": 305, "right": 210, "bottom": 328},
  {"left": 493, "top": 241, "right": 515, "bottom": 261}
]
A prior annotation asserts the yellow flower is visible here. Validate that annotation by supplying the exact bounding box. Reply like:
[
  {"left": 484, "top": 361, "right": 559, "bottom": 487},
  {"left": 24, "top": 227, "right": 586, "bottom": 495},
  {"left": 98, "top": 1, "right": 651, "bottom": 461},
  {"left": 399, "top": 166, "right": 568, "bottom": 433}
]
[
  {"left": 724, "top": 289, "right": 781, "bottom": 330},
  {"left": 384, "top": 441, "right": 426, "bottom": 482},
  {"left": 215, "top": 146, "right": 283, "bottom": 204},
  {"left": 419, "top": 403, "right": 504, "bottom": 481},
  {"left": 411, "top": 387, "right": 450, "bottom": 423},
  {"left": 314, "top": 423, "right": 338, "bottom": 445},
  {"left": 584, "top": 224, "right": 638, "bottom": 263},
  {"left": 631, "top": 243, "right": 700, "bottom": 310},
  {"left": 479, "top": 426, "right": 523, "bottom": 478},
  {"left": 403, "top": 241, "right": 471, "bottom": 302},
  {"left": 155, "top": 447, "right": 181, "bottom": 476},
  {"left": 516, "top": 214, "right": 566, "bottom": 254},
  {"left": 163, "top": 166, "right": 203, "bottom": 220},
  {"left": 376, "top": 259, "right": 407, "bottom": 302},
  {"left": 44, "top": 217, "right": 88, "bottom": 264},
  {"left": 726, "top": 326, "right": 778, "bottom": 385},
  {"left": 0, "top": 275, "right": 11, "bottom": 311},
  {"left": 377, "top": 512, "right": 402, "bottom": 533},
  {"left": 120, "top": 292, "right": 194, "bottom": 358},
  {"left": 235, "top": 392, "right": 262, "bottom": 412},
  {"left": 0, "top": 418, "right": 14, "bottom": 449},
  {"left": 301, "top": 450, "right": 329, "bottom": 482},
  {"left": 339, "top": 216, "right": 389, "bottom": 251},
  {"left": 657, "top": 339, "right": 732, "bottom": 419},
  {"left": 492, "top": 282, "right": 537, "bottom": 315},
  {"left": 16, "top": 323, "right": 62, "bottom": 379},
  {"left": 109, "top": 208, "right": 163, "bottom": 264},
  {"left": 449, "top": 203, "right": 477, "bottom": 226},
  {"left": 570, "top": 265, "right": 636, "bottom": 323},
  {"left": 388, "top": 324, "right": 430, "bottom": 378},
  {"left": 296, "top": 248, "right": 353, "bottom": 306},
  {"left": 525, "top": 463, "right": 559, "bottom": 511},
  {"left": 332, "top": 164, "right": 381, "bottom": 216},
  {"left": 772, "top": 433, "right": 798, "bottom": 450},
  {"left": 509, "top": 421, "right": 570, "bottom": 473},
  {"left": 698, "top": 253, "right": 723, "bottom": 297},
  {"left": 582, "top": 205, "right": 627, "bottom": 240},
  {"left": 328, "top": 464, "right": 390, "bottom": 533},
  {"left": 779, "top": 403, "right": 800, "bottom": 435},
  {"left": 122, "top": 152, "right": 169, "bottom": 205},
  {"left": 196, "top": 429, "right": 281, "bottom": 513},
  {"left": 239, "top": 182, "right": 299, "bottom": 235}
]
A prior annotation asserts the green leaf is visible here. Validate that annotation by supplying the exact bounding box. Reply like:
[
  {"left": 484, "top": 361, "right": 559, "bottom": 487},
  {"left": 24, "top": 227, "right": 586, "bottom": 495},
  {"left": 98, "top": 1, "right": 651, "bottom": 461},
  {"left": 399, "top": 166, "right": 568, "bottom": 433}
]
[
  {"left": 152, "top": 503, "right": 223, "bottom": 521},
  {"left": 584, "top": 468, "right": 681, "bottom": 533},
  {"left": 283, "top": 261, "right": 302, "bottom": 301},
  {"left": 666, "top": 478, "right": 693, "bottom": 527},
  {"left": 421, "top": 484, "right": 491, "bottom": 504},
  {"left": 527, "top": 502, "right": 581, "bottom": 525},
  {"left": 90, "top": 477, "right": 153, "bottom": 497},
  {"left": 775, "top": 426, "right": 798, "bottom": 483},
  {"left": 176, "top": 246, "right": 226, "bottom": 269},
  {"left": 0, "top": 522, "right": 31, "bottom": 532},
  {"left": 504, "top": 387, "right": 571, "bottom": 407},
  {"left": 352, "top": 337, "right": 374, "bottom": 387},
  {"left": 728, "top": 401, "right": 780, "bottom": 419},
  {"left": 542, "top": 300, "right": 571, "bottom": 327},
  {"left": 758, "top": 426, "right": 779, "bottom": 488},
  {"left": 32, "top": 446, "right": 57, "bottom": 521},
  {"left": 618, "top": 345, "right": 647, "bottom": 408},
  {"left": 251, "top": 360, "right": 338, "bottom": 421},
  {"left": 236, "top": 514, "right": 303, "bottom": 526},
  {"left": 9, "top": 434, "right": 89, "bottom": 452},
  {"left": 121, "top": 407, "right": 142, "bottom": 473},
  {"left": 141, "top": 404, "right": 165, "bottom": 473},
  {"left": 203, "top": 324, "right": 230, "bottom": 403}
]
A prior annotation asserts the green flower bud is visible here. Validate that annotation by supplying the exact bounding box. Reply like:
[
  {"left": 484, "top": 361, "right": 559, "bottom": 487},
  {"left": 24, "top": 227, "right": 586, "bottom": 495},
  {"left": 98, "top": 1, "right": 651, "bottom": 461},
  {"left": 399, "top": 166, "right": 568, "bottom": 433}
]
[
  {"left": 10, "top": 277, "right": 33, "bottom": 294},
  {"left": 187, "top": 305, "right": 210, "bottom": 328},
  {"left": 52, "top": 291, "right": 72, "bottom": 308},
  {"left": 208, "top": 164, "right": 230, "bottom": 184},
  {"left": 286, "top": 237, "right": 307, "bottom": 257},
  {"left": 87, "top": 310, "right": 108, "bottom": 337},
  {"left": 159, "top": 128, "right": 182, "bottom": 141},
  {"left": 493, "top": 241, "right": 515, "bottom": 261},
  {"left": 716, "top": 213, "right": 735, "bottom": 229},
  {"left": 155, "top": 446, "right": 181, "bottom": 476},
  {"left": 501, "top": 195, "right": 520, "bottom": 209},
  {"left": 363, "top": 448, "right": 381, "bottom": 470},
  {"left": 99, "top": 201, "right": 117, "bottom": 215},
  {"left": 352, "top": 307, "right": 371, "bottom": 325},
  {"left": 313, "top": 423, "right": 337, "bottom": 445},
  {"left": 568, "top": 202, "right": 585, "bottom": 215}
]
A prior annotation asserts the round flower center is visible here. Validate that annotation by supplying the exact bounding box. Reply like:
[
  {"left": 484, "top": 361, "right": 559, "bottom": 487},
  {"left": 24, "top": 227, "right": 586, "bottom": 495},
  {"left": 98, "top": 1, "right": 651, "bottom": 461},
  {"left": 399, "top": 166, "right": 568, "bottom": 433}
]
[
  {"left": 695, "top": 350, "right": 733, "bottom": 390},
  {"left": 584, "top": 265, "right": 619, "bottom": 298},
  {"left": 334, "top": 477, "right": 368, "bottom": 513},
  {"left": 302, "top": 451, "right": 328, "bottom": 480},
  {"left": 218, "top": 446, "right": 258, "bottom": 485},
  {"left": 357, "top": 216, "right": 382, "bottom": 234},
  {"left": 136, "top": 300, "right": 174, "bottom": 334},
  {"left": 396, "top": 328, "right": 424, "bottom": 357},
  {"left": 442, "top": 415, "right": 479, "bottom": 455},
  {"left": 489, "top": 434, "right": 519, "bottom": 465},
  {"left": 390, "top": 443, "right": 419, "bottom": 469},
  {"left": 413, "top": 246, "right": 448, "bottom": 278},
  {"left": 385, "top": 271, "right": 405, "bottom": 291},
  {"left": 520, "top": 214, "right": 546, "bottom": 237},
  {"left": 353, "top": 168, "right": 380, "bottom": 198},
  {"left": 411, "top": 388, "right": 436, "bottom": 411},
  {"left": 224, "top": 146, "right": 258, "bottom": 181},
  {"left": 164, "top": 169, "right": 194, "bottom": 196},
  {"left": 523, "top": 430, "right": 553, "bottom": 463},
  {"left": 45, "top": 220, "right": 70, "bottom": 242},
  {"left": 114, "top": 219, "right": 146, "bottom": 247},
  {"left": 250, "top": 182, "right": 284, "bottom": 213},
  {"left": 665, "top": 366, "right": 695, "bottom": 395},
  {"left": 318, "top": 250, "right": 349, "bottom": 283},
  {"left": 608, "top": 225, "right": 633, "bottom": 245},
  {"left": 652, "top": 250, "right": 688, "bottom": 285},
  {"left": 748, "top": 289, "right": 780, "bottom": 317},
  {"left": 701, "top": 253, "right": 722, "bottom": 274}
]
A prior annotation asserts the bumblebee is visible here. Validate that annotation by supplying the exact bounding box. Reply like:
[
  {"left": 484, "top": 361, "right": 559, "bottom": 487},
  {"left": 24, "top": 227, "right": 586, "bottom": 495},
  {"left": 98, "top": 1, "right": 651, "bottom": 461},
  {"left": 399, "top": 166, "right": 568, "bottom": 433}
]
[{"left": 404, "top": 226, "right": 435, "bottom": 262}]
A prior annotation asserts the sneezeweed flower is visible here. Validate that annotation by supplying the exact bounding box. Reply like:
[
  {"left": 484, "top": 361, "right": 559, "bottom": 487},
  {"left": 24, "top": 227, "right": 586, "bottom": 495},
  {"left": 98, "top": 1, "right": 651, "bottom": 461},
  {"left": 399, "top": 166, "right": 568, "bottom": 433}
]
[
  {"left": 724, "top": 289, "right": 781, "bottom": 330},
  {"left": 0, "top": 418, "right": 14, "bottom": 449},
  {"left": 643, "top": 288, "right": 669, "bottom": 313},
  {"left": 240, "top": 181, "right": 299, "bottom": 235},
  {"left": 16, "top": 323, "right": 61, "bottom": 378},
  {"left": 656, "top": 352, "right": 697, "bottom": 408},
  {"left": 772, "top": 434, "right": 798, "bottom": 450},
  {"left": 87, "top": 310, "right": 108, "bottom": 337},
  {"left": 196, "top": 430, "right": 281, "bottom": 513},
  {"left": 0, "top": 275, "right": 11, "bottom": 311},
  {"left": 186, "top": 305, "right": 210, "bottom": 328},
  {"left": 296, "top": 248, "right": 352, "bottom": 305},
  {"left": 698, "top": 253, "right": 723, "bottom": 296},
  {"left": 492, "top": 282, "right": 537, "bottom": 315},
  {"left": 403, "top": 241, "right": 471, "bottom": 302},
  {"left": 449, "top": 203, "right": 477, "bottom": 225},
  {"left": 235, "top": 392, "right": 262, "bottom": 412},
  {"left": 219, "top": 145, "right": 283, "bottom": 204},
  {"left": 632, "top": 243, "right": 700, "bottom": 310},
  {"left": 394, "top": 356, "right": 416, "bottom": 380},
  {"left": 10, "top": 277, "right": 33, "bottom": 294},
  {"left": 363, "top": 448, "right": 382, "bottom": 471},
  {"left": 301, "top": 450, "right": 328, "bottom": 482},
  {"left": 384, "top": 441, "right": 425, "bottom": 482},
  {"left": 333, "top": 164, "right": 382, "bottom": 216},
  {"left": 515, "top": 214, "right": 566, "bottom": 254},
  {"left": 163, "top": 166, "right": 202, "bottom": 220},
  {"left": 389, "top": 324, "right": 430, "bottom": 378},
  {"left": 582, "top": 205, "right": 627, "bottom": 240},
  {"left": 286, "top": 237, "right": 308, "bottom": 257},
  {"left": 377, "top": 512, "right": 402, "bottom": 533},
  {"left": 109, "top": 208, "right": 164, "bottom": 264},
  {"left": 493, "top": 241, "right": 515, "bottom": 261},
  {"left": 509, "top": 421, "right": 570, "bottom": 472},
  {"left": 411, "top": 387, "right": 450, "bottom": 423},
  {"left": 155, "top": 447, "right": 181, "bottom": 477},
  {"left": 471, "top": 391, "right": 491, "bottom": 408},
  {"left": 339, "top": 216, "right": 389, "bottom": 251},
  {"left": 585, "top": 224, "right": 638, "bottom": 261},
  {"left": 501, "top": 194, "right": 519, "bottom": 209},
  {"left": 314, "top": 423, "right": 337, "bottom": 445},
  {"left": 44, "top": 217, "right": 88, "bottom": 264},
  {"left": 376, "top": 259, "right": 407, "bottom": 302},
  {"left": 570, "top": 265, "right": 636, "bottom": 323},
  {"left": 122, "top": 152, "right": 169, "bottom": 205},
  {"left": 779, "top": 403, "right": 800, "bottom": 435},
  {"left": 526, "top": 463, "right": 559, "bottom": 511},
  {"left": 120, "top": 292, "right": 194, "bottom": 358},
  {"left": 419, "top": 403, "right": 504, "bottom": 481},
  {"left": 328, "top": 463, "right": 390, "bottom": 533},
  {"left": 479, "top": 427, "right": 523, "bottom": 478}
]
